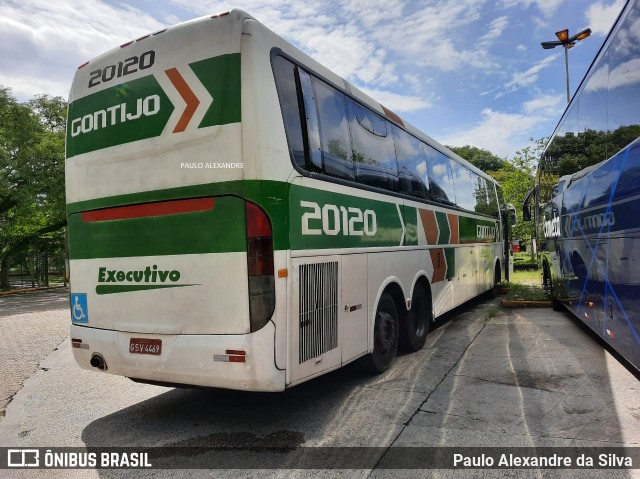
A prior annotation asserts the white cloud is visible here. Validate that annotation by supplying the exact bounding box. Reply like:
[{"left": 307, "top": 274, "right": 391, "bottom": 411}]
[
  {"left": 440, "top": 107, "right": 543, "bottom": 157},
  {"left": 500, "top": 0, "right": 563, "bottom": 17},
  {"left": 586, "top": 0, "right": 625, "bottom": 35},
  {"left": 0, "top": 0, "right": 164, "bottom": 100},
  {"left": 478, "top": 16, "right": 509, "bottom": 48},
  {"left": 522, "top": 94, "right": 564, "bottom": 116},
  {"left": 494, "top": 54, "right": 559, "bottom": 98},
  {"left": 359, "top": 87, "right": 432, "bottom": 113}
]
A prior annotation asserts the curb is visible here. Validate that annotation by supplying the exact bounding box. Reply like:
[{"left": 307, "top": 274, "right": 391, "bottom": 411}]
[
  {"left": 501, "top": 300, "right": 552, "bottom": 308},
  {"left": 0, "top": 286, "right": 68, "bottom": 297}
]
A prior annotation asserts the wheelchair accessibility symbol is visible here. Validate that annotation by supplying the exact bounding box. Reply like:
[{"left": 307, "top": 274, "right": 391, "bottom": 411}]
[{"left": 71, "top": 293, "right": 89, "bottom": 323}]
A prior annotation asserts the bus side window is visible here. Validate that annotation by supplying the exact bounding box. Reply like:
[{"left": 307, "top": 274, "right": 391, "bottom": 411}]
[
  {"left": 449, "top": 160, "right": 475, "bottom": 211},
  {"left": 312, "top": 78, "right": 355, "bottom": 181},
  {"left": 474, "top": 176, "right": 492, "bottom": 216},
  {"left": 583, "top": 160, "right": 616, "bottom": 208},
  {"left": 272, "top": 56, "right": 307, "bottom": 170},
  {"left": 613, "top": 143, "right": 640, "bottom": 201},
  {"left": 298, "top": 69, "right": 323, "bottom": 172},
  {"left": 348, "top": 99, "right": 398, "bottom": 191},
  {"left": 393, "top": 126, "right": 429, "bottom": 199},
  {"left": 427, "top": 148, "right": 456, "bottom": 205},
  {"left": 488, "top": 182, "right": 500, "bottom": 218}
]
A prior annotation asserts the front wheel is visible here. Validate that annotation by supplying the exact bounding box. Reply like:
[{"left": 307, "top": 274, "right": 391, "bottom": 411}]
[{"left": 362, "top": 293, "right": 399, "bottom": 373}]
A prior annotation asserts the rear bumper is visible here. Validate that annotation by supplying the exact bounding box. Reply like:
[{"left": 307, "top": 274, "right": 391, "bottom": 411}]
[{"left": 70, "top": 322, "right": 285, "bottom": 392}]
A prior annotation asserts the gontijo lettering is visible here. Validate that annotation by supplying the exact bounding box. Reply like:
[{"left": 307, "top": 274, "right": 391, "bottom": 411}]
[{"left": 70, "top": 95, "right": 161, "bottom": 137}]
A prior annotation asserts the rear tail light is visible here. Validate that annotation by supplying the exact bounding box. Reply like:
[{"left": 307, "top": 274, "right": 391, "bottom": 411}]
[{"left": 245, "top": 201, "right": 275, "bottom": 332}]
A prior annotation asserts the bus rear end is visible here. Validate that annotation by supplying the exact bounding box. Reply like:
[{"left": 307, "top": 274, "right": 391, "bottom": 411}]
[{"left": 66, "top": 11, "right": 284, "bottom": 391}]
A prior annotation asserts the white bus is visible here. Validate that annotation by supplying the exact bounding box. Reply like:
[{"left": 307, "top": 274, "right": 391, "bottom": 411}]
[{"left": 66, "top": 10, "right": 510, "bottom": 391}]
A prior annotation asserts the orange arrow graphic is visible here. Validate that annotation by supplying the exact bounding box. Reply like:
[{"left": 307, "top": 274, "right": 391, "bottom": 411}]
[{"left": 165, "top": 68, "right": 200, "bottom": 133}]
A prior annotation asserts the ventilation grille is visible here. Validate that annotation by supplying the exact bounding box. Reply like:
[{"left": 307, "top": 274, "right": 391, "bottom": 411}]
[{"left": 298, "top": 261, "right": 338, "bottom": 364}]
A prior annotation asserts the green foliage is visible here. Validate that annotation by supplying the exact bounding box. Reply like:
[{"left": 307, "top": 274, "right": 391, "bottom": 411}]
[
  {"left": 0, "top": 86, "right": 67, "bottom": 289},
  {"left": 446, "top": 144, "right": 508, "bottom": 172},
  {"left": 543, "top": 125, "right": 640, "bottom": 176},
  {"left": 488, "top": 138, "right": 546, "bottom": 248}
]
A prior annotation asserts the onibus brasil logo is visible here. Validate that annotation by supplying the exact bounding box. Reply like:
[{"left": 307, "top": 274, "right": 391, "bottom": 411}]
[{"left": 96, "top": 265, "right": 196, "bottom": 295}]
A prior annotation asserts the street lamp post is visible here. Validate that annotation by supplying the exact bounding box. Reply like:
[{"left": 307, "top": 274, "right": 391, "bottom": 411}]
[{"left": 541, "top": 28, "right": 591, "bottom": 104}]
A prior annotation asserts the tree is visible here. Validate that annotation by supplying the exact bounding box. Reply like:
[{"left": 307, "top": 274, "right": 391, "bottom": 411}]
[
  {"left": 0, "top": 87, "right": 66, "bottom": 290},
  {"left": 446, "top": 144, "right": 508, "bottom": 172},
  {"left": 489, "top": 137, "right": 547, "bottom": 258}
]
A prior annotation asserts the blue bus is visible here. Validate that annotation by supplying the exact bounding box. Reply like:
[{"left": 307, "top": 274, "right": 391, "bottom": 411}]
[{"left": 524, "top": 0, "right": 640, "bottom": 371}]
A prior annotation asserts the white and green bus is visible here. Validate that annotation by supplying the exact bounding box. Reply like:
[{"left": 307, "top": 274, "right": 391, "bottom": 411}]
[{"left": 67, "top": 10, "right": 511, "bottom": 391}]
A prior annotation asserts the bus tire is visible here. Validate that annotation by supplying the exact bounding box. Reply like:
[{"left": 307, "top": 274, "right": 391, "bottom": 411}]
[
  {"left": 363, "top": 292, "right": 399, "bottom": 373},
  {"left": 486, "top": 263, "right": 501, "bottom": 299},
  {"left": 400, "top": 284, "right": 430, "bottom": 352}
]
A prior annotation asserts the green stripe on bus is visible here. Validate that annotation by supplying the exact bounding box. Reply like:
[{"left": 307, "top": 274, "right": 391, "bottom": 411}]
[
  {"left": 67, "top": 179, "right": 499, "bottom": 259},
  {"left": 66, "top": 75, "right": 174, "bottom": 158},
  {"left": 65, "top": 53, "right": 241, "bottom": 158},
  {"left": 68, "top": 195, "right": 247, "bottom": 259},
  {"left": 444, "top": 248, "right": 455, "bottom": 279},
  {"left": 459, "top": 216, "right": 498, "bottom": 243},
  {"left": 289, "top": 184, "right": 404, "bottom": 249},
  {"left": 190, "top": 54, "right": 241, "bottom": 127},
  {"left": 435, "top": 212, "right": 450, "bottom": 245},
  {"left": 403, "top": 205, "right": 418, "bottom": 246}
]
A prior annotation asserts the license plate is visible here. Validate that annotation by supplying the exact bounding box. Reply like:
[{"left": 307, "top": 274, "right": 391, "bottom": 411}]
[{"left": 129, "top": 338, "right": 162, "bottom": 356}]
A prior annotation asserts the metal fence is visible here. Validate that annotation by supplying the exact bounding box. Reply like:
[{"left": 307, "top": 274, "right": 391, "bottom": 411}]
[{"left": 8, "top": 253, "right": 67, "bottom": 289}]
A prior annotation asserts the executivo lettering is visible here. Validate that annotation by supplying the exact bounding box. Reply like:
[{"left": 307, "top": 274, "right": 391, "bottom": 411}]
[{"left": 96, "top": 265, "right": 196, "bottom": 295}]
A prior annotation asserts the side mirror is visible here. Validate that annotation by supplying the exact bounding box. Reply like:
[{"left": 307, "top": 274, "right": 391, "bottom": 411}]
[
  {"left": 507, "top": 204, "right": 517, "bottom": 225},
  {"left": 522, "top": 186, "right": 536, "bottom": 222}
]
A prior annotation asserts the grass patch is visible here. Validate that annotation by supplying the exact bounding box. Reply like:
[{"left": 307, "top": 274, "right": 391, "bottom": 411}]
[
  {"left": 485, "top": 305, "right": 501, "bottom": 320},
  {"left": 505, "top": 283, "right": 550, "bottom": 302},
  {"left": 511, "top": 268, "right": 542, "bottom": 285}
]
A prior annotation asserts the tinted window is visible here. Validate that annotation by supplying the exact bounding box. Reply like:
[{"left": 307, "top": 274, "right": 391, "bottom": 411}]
[
  {"left": 474, "top": 176, "right": 493, "bottom": 215},
  {"left": 496, "top": 184, "right": 505, "bottom": 206},
  {"left": 427, "top": 148, "right": 455, "bottom": 205},
  {"left": 607, "top": 0, "right": 640, "bottom": 153},
  {"left": 486, "top": 181, "right": 499, "bottom": 217},
  {"left": 583, "top": 160, "right": 616, "bottom": 207},
  {"left": 562, "top": 178, "right": 588, "bottom": 214},
  {"left": 313, "top": 78, "right": 354, "bottom": 180},
  {"left": 298, "top": 69, "right": 322, "bottom": 172},
  {"left": 450, "top": 160, "right": 476, "bottom": 211},
  {"left": 349, "top": 100, "right": 398, "bottom": 190},
  {"left": 393, "top": 126, "right": 429, "bottom": 199},
  {"left": 612, "top": 141, "right": 640, "bottom": 200},
  {"left": 272, "top": 56, "right": 305, "bottom": 169}
]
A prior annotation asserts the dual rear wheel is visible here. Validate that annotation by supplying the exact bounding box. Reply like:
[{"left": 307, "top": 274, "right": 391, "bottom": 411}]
[{"left": 363, "top": 285, "right": 431, "bottom": 373}]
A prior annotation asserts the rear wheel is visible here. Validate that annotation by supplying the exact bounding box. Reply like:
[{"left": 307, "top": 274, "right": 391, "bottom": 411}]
[
  {"left": 400, "top": 284, "right": 430, "bottom": 352},
  {"left": 544, "top": 261, "right": 564, "bottom": 311},
  {"left": 363, "top": 293, "right": 399, "bottom": 373},
  {"left": 487, "top": 263, "right": 501, "bottom": 299}
]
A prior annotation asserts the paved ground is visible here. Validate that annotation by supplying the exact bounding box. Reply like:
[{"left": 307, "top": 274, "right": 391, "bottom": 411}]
[
  {"left": 0, "top": 290, "right": 638, "bottom": 478},
  {"left": 0, "top": 289, "right": 69, "bottom": 417}
]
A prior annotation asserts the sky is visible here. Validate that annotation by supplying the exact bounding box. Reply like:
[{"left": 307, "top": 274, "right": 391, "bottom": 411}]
[{"left": 0, "top": 0, "right": 627, "bottom": 158}]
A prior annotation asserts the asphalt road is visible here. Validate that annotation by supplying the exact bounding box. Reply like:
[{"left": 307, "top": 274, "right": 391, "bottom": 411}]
[
  {"left": 0, "top": 289, "right": 638, "bottom": 478},
  {"left": 0, "top": 289, "right": 69, "bottom": 418}
]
